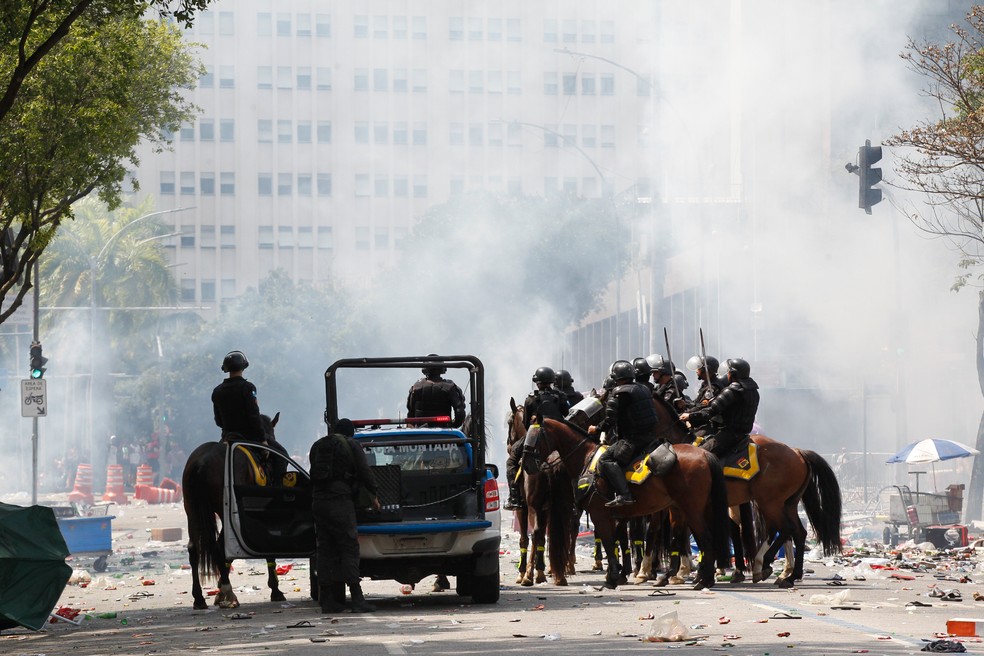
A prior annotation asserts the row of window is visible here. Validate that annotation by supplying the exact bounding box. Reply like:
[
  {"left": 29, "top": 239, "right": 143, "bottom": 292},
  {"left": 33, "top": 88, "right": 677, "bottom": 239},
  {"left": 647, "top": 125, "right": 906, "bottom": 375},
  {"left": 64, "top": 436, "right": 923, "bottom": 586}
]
[
  {"left": 169, "top": 224, "right": 335, "bottom": 250},
  {"left": 185, "top": 12, "right": 617, "bottom": 44}
]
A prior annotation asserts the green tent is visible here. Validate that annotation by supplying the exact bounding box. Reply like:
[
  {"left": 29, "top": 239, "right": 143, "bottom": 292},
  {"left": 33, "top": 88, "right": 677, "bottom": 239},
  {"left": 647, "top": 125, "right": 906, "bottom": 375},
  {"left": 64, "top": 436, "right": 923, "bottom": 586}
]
[{"left": 0, "top": 503, "right": 72, "bottom": 631}]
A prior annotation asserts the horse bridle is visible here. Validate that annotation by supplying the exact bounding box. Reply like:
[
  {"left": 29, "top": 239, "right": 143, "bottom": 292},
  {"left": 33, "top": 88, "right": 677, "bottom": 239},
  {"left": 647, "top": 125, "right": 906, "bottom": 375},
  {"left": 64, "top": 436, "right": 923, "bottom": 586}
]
[{"left": 522, "top": 419, "right": 591, "bottom": 472}]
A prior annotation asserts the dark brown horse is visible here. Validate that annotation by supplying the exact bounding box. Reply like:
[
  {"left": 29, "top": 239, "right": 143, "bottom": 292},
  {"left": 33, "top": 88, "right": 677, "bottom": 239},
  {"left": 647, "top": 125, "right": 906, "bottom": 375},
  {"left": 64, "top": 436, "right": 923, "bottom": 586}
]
[
  {"left": 522, "top": 417, "right": 731, "bottom": 590},
  {"left": 182, "top": 413, "right": 287, "bottom": 609},
  {"left": 507, "top": 399, "right": 573, "bottom": 586}
]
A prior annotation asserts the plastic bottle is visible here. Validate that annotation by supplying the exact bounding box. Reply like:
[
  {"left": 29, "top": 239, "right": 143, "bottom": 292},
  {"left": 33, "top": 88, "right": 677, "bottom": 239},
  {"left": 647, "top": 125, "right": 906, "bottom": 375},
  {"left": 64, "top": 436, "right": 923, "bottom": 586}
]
[{"left": 96, "top": 612, "right": 117, "bottom": 619}]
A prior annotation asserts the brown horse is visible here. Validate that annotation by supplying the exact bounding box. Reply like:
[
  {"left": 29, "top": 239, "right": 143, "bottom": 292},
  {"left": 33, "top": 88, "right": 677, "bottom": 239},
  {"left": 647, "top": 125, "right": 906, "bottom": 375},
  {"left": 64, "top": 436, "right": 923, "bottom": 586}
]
[
  {"left": 507, "top": 399, "right": 573, "bottom": 586},
  {"left": 522, "top": 416, "right": 731, "bottom": 590},
  {"left": 182, "top": 413, "right": 288, "bottom": 609}
]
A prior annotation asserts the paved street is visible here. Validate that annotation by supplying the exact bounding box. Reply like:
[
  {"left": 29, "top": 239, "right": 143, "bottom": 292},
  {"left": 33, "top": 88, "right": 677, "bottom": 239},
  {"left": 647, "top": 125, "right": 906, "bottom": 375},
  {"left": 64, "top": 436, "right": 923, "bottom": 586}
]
[{"left": 1, "top": 497, "right": 982, "bottom": 655}]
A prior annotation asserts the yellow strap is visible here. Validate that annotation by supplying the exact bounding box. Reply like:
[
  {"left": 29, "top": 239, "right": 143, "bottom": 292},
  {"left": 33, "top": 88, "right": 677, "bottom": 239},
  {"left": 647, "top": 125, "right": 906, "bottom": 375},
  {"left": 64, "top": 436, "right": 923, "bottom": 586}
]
[{"left": 236, "top": 445, "right": 268, "bottom": 487}]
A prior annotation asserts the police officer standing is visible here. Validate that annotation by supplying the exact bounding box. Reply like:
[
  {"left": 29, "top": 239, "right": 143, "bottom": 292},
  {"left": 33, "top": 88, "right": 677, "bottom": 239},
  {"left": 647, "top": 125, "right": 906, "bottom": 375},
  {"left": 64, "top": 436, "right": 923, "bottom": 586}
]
[
  {"left": 680, "top": 358, "right": 760, "bottom": 458},
  {"left": 211, "top": 351, "right": 265, "bottom": 443},
  {"left": 309, "top": 418, "right": 380, "bottom": 613},
  {"left": 407, "top": 355, "right": 466, "bottom": 427},
  {"left": 588, "top": 360, "right": 658, "bottom": 507}
]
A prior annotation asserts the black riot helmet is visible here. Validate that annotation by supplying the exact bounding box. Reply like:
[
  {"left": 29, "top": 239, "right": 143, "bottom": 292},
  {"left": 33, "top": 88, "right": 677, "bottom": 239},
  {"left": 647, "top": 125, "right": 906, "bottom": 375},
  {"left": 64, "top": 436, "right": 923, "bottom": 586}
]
[
  {"left": 721, "top": 357, "right": 751, "bottom": 380},
  {"left": 610, "top": 360, "right": 635, "bottom": 382},
  {"left": 221, "top": 350, "right": 249, "bottom": 373},
  {"left": 646, "top": 354, "right": 674, "bottom": 376},
  {"left": 632, "top": 357, "right": 652, "bottom": 380},
  {"left": 532, "top": 366, "right": 556, "bottom": 384},
  {"left": 556, "top": 369, "right": 573, "bottom": 388},
  {"left": 422, "top": 353, "right": 447, "bottom": 376},
  {"left": 686, "top": 355, "right": 720, "bottom": 377},
  {"left": 673, "top": 371, "right": 690, "bottom": 391}
]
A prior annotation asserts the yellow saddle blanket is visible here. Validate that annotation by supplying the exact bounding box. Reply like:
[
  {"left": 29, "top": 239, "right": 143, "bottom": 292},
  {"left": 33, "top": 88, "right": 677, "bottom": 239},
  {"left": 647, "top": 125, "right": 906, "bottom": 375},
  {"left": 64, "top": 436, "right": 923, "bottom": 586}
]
[
  {"left": 587, "top": 446, "right": 655, "bottom": 486},
  {"left": 719, "top": 442, "right": 760, "bottom": 480}
]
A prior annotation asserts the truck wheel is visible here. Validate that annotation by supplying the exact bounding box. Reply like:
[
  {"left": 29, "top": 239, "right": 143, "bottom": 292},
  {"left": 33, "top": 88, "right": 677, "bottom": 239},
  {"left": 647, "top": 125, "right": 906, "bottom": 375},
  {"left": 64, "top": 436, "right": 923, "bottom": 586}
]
[
  {"left": 93, "top": 555, "right": 108, "bottom": 573},
  {"left": 470, "top": 562, "right": 500, "bottom": 604},
  {"left": 882, "top": 526, "right": 892, "bottom": 546},
  {"left": 455, "top": 572, "right": 473, "bottom": 597}
]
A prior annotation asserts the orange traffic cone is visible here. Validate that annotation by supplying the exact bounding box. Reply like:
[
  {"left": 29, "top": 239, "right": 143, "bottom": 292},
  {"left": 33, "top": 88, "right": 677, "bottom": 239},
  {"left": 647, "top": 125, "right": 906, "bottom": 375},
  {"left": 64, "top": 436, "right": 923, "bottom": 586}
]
[
  {"left": 67, "top": 463, "right": 94, "bottom": 505},
  {"left": 135, "top": 483, "right": 178, "bottom": 504},
  {"left": 102, "top": 463, "right": 128, "bottom": 504},
  {"left": 159, "top": 477, "right": 183, "bottom": 502},
  {"left": 135, "top": 464, "right": 154, "bottom": 489}
]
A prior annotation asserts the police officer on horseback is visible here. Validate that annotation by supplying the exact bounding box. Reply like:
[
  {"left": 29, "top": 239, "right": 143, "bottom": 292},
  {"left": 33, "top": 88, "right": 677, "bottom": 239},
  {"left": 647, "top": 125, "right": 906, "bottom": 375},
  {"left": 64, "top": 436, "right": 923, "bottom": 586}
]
[
  {"left": 687, "top": 355, "right": 724, "bottom": 407},
  {"left": 212, "top": 350, "right": 266, "bottom": 444},
  {"left": 647, "top": 354, "right": 688, "bottom": 411},
  {"left": 633, "top": 357, "right": 654, "bottom": 392},
  {"left": 680, "top": 358, "right": 760, "bottom": 458},
  {"left": 554, "top": 369, "right": 584, "bottom": 407},
  {"left": 589, "top": 360, "right": 659, "bottom": 507},
  {"left": 407, "top": 355, "right": 466, "bottom": 428}
]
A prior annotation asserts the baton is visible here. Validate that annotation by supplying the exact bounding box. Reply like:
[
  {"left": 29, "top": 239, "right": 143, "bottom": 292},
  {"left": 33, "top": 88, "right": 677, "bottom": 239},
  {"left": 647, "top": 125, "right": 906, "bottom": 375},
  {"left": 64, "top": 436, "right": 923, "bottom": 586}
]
[
  {"left": 698, "top": 328, "right": 714, "bottom": 402},
  {"left": 663, "top": 327, "right": 681, "bottom": 400}
]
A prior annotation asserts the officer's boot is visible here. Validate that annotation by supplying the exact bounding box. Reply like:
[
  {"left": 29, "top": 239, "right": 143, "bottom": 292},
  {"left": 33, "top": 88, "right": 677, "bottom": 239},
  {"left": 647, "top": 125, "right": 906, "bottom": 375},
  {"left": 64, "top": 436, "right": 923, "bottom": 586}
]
[
  {"left": 504, "top": 479, "right": 524, "bottom": 511},
  {"left": 600, "top": 461, "right": 634, "bottom": 507},
  {"left": 348, "top": 582, "right": 376, "bottom": 613},
  {"left": 318, "top": 582, "right": 345, "bottom": 613}
]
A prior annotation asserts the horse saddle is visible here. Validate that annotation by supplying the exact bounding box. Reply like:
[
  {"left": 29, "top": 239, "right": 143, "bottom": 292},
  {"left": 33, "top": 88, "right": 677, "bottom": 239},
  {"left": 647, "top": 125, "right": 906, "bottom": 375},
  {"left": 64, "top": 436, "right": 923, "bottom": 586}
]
[
  {"left": 718, "top": 441, "right": 760, "bottom": 480},
  {"left": 234, "top": 444, "right": 269, "bottom": 487},
  {"left": 586, "top": 442, "right": 678, "bottom": 486}
]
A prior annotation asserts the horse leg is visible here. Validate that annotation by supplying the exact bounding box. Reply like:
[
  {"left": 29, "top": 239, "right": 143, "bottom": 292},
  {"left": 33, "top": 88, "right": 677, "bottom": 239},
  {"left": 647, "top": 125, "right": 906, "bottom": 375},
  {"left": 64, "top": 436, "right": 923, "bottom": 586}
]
[
  {"left": 215, "top": 560, "right": 240, "bottom": 608},
  {"left": 629, "top": 517, "right": 645, "bottom": 578},
  {"left": 532, "top": 506, "right": 548, "bottom": 584},
  {"left": 188, "top": 538, "right": 208, "bottom": 610},
  {"left": 266, "top": 559, "right": 286, "bottom": 602},
  {"left": 595, "top": 520, "right": 621, "bottom": 590},
  {"left": 615, "top": 520, "right": 630, "bottom": 585},
  {"left": 516, "top": 508, "right": 529, "bottom": 585},
  {"left": 728, "top": 510, "right": 746, "bottom": 584},
  {"left": 592, "top": 533, "right": 603, "bottom": 571}
]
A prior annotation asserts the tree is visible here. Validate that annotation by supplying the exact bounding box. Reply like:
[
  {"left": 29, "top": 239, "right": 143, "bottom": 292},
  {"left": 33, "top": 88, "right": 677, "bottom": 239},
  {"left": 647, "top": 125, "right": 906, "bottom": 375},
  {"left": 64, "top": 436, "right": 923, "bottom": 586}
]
[
  {"left": 886, "top": 6, "right": 984, "bottom": 521},
  {"left": 0, "top": 10, "right": 200, "bottom": 325}
]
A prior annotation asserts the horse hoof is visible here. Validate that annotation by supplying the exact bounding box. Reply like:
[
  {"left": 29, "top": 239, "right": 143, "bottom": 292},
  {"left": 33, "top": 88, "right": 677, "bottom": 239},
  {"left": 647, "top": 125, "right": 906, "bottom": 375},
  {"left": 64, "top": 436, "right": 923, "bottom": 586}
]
[
  {"left": 775, "top": 577, "right": 794, "bottom": 589},
  {"left": 553, "top": 578, "right": 568, "bottom": 587},
  {"left": 668, "top": 576, "right": 685, "bottom": 586},
  {"left": 761, "top": 566, "right": 774, "bottom": 581},
  {"left": 520, "top": 578, "right": 534, "bottom": 587},
  {"left": 591, "top": 562, "right": 603, "bottom": 572},
  {"left": 633, "top": 576, "right": 649, "bottom": 585},
  {"left": 603, "top": 581, "right": 618, "bottom": 590},
  {"left": 193, "top": 600, "right": 208, "bottom": 610},
  {"left": 653, "top": 575, "right": 669, "bottom": 587},
  {"left": 730, "top": 571, "right": 746, "bottom": 584},
  {"left": 271, "top": 591, "right": 286, "bottom": 602},
  {"left": 515, "top": 576, "right": 525, "bottom": 585}
]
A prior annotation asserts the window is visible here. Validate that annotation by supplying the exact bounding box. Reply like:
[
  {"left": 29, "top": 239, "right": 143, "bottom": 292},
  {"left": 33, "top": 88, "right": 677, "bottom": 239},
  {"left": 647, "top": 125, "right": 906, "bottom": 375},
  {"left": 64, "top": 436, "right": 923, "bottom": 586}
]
[
  {"left": 507, "top": 70, "right": 521, "bottom": 94},
  {"left": 297, "top": 174, "right": 312, "bottom": 196},
  {"left": 354, "top": 121, "right": 369, "bottom": 144},
  {"left": 278, "top": 172, "right": 292, "bottom": 195},
  {"left": 581, "top": 20, "right": 596, "bottom": 43},
  {"left": 180, "top": 279, "right": 196, "bottom": 302},
  {"left": 544, "top": 177, "right": 558, "bottom": 195},
  {"left": 450, "top": 176, "right": 465, "bottom": 195},
  {"left": 582, "top": 74, "right": 595, "bottom": 95},
  {"left": 393, "top": 15, "right": 407, "bottom": 38},
  {"left": 257, "top": 12, "right": 271, "bottom": 36},
  {"left": 219, "top": 11, "right": 234, "bottom": 35},
  {"left": 221, "top": 278, "right": 235, "bottom": 299},
  {"left": 180, "top": 122, "right": 194, "bottom": 141},
  {"left": 582, "top": 124, "right": 597, "bottom": 148},
  {"left": 413, "top": 122, "right": 427, "bottom": 145},
  {"left": 487, "top": 70, "right": 502, "bottom": 94},
  {"left": 563, "top": 73, "right": 576, "bottom": 95},
  {"left": 506, "top": 18, "right": 521, "bottom": 42},
  {"left": 468, "top": 70, "right": 483, "bottom": 94},
  {"left": 601, "top": 124, "right": 616, "bottom": 148},
  {"left": 198, "top": 11, "right": 214, "bottom": 35},
  {"left": 508, "top": 177, "right": 522, "bottom": 195},
  {"left": 562, "top": 124, "right": 577, "bottom": 147},
  {"left": 355, "top": 174, "right": 370, "bottom": 197},
  {"left": 356, "top": 226, "right": 370, "bottom": 250},
  {"left": 449, "top": 70, "right": 464, "bottom": 93},
  {"left": 160, "top": 171, "right": 175, "bottom": 194},
  {"left": 373, "top": 15, "right": 388, "bottom": 38},
  {"left": 488, "top": 17, "right": 502, "bottom": 41},
  {"left": 296, "top": 14, "right": 311, "bottom": 36},
  {"left": 317, "top": 226, "right": 333, "bottom": 249},
  {"left": 200, "top": 224, "right": 216, "bottom": 247},
  {"left": 220, "top": 119, "right": 234, "bottom": 142},
  {"left": 315, "top": 14, "right": 330, "bottom": 37},
  {"left": 354, "top": 69, "right": 369, "bottom": 91},
  {"left": 543, "top": 72, "right": 558, "bottom": 95},
  {"left": 220, "top": 224, "right": 235, "bottom": 248},
  {"left": 394, "top": 226, "right": 408, "bottom": 249},
  {"left": 469, "top": 123, "right": 483, "bottom": 146},
  {"left": 180, "top": 224, "right": 196, "bottom": 248},
  {"left": 601, "top": 73, "right": 615, "bottom": 96},
  {"left": 200, "top": 172, "right": 215, "bottom": 195},
  {"left": 449, "top": 122, "right": 464, "bottom": 146},
  {"left": 316, "top": 67, "right": 332, "bottom": 90},
  {"left": 180, "top": 171, "right": 195, "bottom": 194},
  {"left": 468, "top": 17, "right": 482, "bottom": 40},
  {"left": 258, "top": 119, "right": 272, "bottom": 143},
  {"left": 600, "top": 20, "right": 614, "bottom": 43},
  {"left": 637, "top": 75, "right": 652, "bottom": 97},
  {"left": 276, "top": 13, "right": 291, "bottom": 36},
  {"left": 508, "top": 122, "right": 522, "bottom": 146},
  {"left": 583, "top": 177, "right": 598, "bottom": 197},
  {"left": 201, "top": 279, "right": 216, "bottom": 302},
  {"left": 297, "top": 67, "right": 312, "bottom": 90},
  {"left": 412, "top": 69, "right": 427, "bottom": 92},
  {"left": 200, "top": 65, "right": 214, "bottom": 88},
  {"left": 258, "top": 173, "right": 272, "bottom": 196},
  {"left": 449, "top": 16, "right": 463, "bottom": 40},
  {"left": 298, "top": 226, "right": 313, "bottom": 247},
  {"left": 258, "top": 226, "right": 274, "bottom": 249},
  {"left": 354, "top": 14, "right": 368, "bottom": 38},
  {"left": 317, "top": 121, "right": 332, "bottom": 143},
  {"left": 488, "top": 122, "right": 503, "bottom": 146},
  {"left": 562, "top": 19, "right": 576, "bottom": 43},
  {"left": 197, "top": 119, "right": 213, "bottom": 141},
  {"left": 373, "top": 122, "right": 388, "bottom": 144},
  {"left": 413, "top": 174, "right": 427, "bottom": 198},
  {"left": 544, "top": 127, "right": 559, "bottom": 148},
  {"left": 277, "top": 66, "right": 292, "bottom": 89},
  {"left": 373, "top": 68, "right": 388, "bottom": 92},
  {"left": 412, "top": 16, "right": 426, "bottom": 39},
  {"left": 317, "top": 173, "right": 332, "bottom": 196},
  {"left": 393, "top": 69, "right": 408, "bottom": 92},
  {"left": 257, "top": 66, "right": 272, "bottom": 89},
  {"left": 543, "top": 19, "right": 557, "bottom": 42},
  {"left": 374, "top": 174, "right": 389, "bottom": 197},
  {"left": 220, "top": 172, "right": 235, "bottom": 195},
  {"left": 393, "top": 122, "right": 408, "bottom": 144},
  {"left": 375, "top": 226, "right": 390, "bottom": 249},
  {"left": 394, "top": 175, "right": 408, "bottom": 197},
  {"left": 297, "top": 120, "right": 312, "bottom": 143},
  {"left": 277, "top": 120, "right": 292, "bottom": 143},
  {"left": 278, "top": 226, "right": 293, "bottom": 247},
  {"left": 563, "top": 177, "right": 578, "bottom": 194},
  {"left": 219, "top": 65, "right": 234, "bottom": 88}
]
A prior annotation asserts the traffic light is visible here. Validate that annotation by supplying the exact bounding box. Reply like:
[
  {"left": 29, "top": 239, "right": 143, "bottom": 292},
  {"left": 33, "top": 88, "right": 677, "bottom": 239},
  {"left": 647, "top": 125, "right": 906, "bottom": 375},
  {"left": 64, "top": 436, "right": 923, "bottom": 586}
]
[
  {"left": 858, "top": 139, "right": 883, "bottom": 214},
  {"left": 29, "top": 342, "right": 47, "bottom": 379}
]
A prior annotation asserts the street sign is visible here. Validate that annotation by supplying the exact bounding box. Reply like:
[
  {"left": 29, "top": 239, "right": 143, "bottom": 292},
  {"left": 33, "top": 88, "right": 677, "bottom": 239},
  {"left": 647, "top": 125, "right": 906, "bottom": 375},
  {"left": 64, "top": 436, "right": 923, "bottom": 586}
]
[{"left": 21, "top": 379, "right": 46, "bottom": 417}]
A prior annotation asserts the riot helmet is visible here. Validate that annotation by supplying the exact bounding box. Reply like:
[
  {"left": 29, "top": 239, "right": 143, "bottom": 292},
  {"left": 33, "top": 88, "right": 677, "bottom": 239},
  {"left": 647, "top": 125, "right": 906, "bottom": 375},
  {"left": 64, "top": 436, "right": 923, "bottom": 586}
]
[
  {"left": 632, "top": 357, "right": 652, "bottom": 380},
  {"left": 532, "top": 366, "right": 556, "bottom": 384},
  {"left": 422, "top": 353, "right": 447, "bottom": 376},
  {"left": 686, "top": 355, "right": 719, "bottom": 376},
  {"left": 602, "top": 375, "right": 616, "bottom": 391},
  {"left": 610, "top": 360, "right": 635, "bottom": 382},
  {"left": 721, "top": 357, "right": 751, "bottom": 380},
  {"left": 646, "top": 354, "right": 674, "bottom": 376},
  {"left": 221, "top": 350, "right": 249, "bottom": 373},
  {"left": 673, "top": 371, "right": 690, "bottom": 390},
  {"left": 556, "top": 369, "right": 573, "bottom": 388}
]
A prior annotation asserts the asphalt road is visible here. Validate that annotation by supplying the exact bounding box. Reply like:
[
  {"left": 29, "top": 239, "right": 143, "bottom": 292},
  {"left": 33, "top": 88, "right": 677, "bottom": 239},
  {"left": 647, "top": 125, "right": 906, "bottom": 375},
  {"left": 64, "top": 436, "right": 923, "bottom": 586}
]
[{"left": 2, "top": 498, "right": 982, "bottom": 655}]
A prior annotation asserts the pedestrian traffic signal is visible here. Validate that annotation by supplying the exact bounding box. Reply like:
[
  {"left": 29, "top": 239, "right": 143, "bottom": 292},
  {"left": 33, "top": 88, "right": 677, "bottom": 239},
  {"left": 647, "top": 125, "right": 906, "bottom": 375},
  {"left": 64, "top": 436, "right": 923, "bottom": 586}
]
[
  {"left": 858, "top": 139, "right": 883, "bottom": 214},
  {"left": 29, "top": 342, "right": 47, "bottom": 379}
]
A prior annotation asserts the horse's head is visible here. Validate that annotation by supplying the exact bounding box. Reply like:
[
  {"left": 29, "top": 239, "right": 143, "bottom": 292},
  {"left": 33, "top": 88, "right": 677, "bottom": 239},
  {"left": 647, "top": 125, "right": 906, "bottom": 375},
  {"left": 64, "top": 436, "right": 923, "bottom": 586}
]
[
  {"left": 259, "top": 412, "right": 280, "bottom": 441},
  {"left": 506, "top": 397, "right": 526, "bottom": 447},
  {"left": 520, "top": 421, "right": 546, "bottom": 475}
]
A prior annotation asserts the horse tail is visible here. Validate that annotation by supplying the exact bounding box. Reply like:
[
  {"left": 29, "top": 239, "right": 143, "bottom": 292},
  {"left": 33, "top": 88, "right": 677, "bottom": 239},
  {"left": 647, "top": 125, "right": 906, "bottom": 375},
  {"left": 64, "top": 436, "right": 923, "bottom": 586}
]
[
  {"left": 703, "top": 452, "right": 732, "bottom": 570},
  {"left": 799, "top": 449, "right": 843, "bottom": 556},
  {"left": 183, "top": 454, "right": 222, "bottom": 582}
]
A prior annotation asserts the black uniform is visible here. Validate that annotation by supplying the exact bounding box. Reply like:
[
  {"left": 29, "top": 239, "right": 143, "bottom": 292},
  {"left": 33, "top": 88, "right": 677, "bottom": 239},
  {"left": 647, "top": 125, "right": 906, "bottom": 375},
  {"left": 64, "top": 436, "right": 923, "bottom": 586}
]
[
  {"left": 212, "top": 376, "right": 264, "bottom": 442},
  {"left": 556, "top": 383, "right": 584, "bottom": 408},
  {"left": 407, "top": 376, "right": 466, "bottom": 427},
  {"left": 522, "top": 387, "right": 570, "bottom": 429},
  {"left": 687, "top": 377, "right": 760, "bottom": 457},
  {"left": 309, "top": 426, "right": 378, "bottom": 603},
  {"left": 597, "top": 382, "right": 659, "bottom": 467}
]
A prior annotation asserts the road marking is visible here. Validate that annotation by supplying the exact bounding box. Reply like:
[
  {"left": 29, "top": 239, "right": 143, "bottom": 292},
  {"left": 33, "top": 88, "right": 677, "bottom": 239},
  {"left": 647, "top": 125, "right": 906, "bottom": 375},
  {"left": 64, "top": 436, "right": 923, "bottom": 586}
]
[{"left": 385, "top": 642, "right": 408, "bottom": 654}]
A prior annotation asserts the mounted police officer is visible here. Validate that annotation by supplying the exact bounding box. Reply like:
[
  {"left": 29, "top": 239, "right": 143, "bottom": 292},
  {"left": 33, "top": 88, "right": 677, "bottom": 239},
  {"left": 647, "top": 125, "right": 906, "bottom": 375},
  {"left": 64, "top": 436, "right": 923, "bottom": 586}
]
[
  {"left": 686, "top": 355, "right": 723, "bottom": 407},
  {"left": 588, "top": 360, "right": 658, "bottom": 507},
  {"left": 647, "top": 354, "right": 688, "bottom": 412},
  {"left": 555, "top": 369, "right": 584, "bottom": 407},
  {"left": 633, "top": 357, "right": 654, "bottom": 392},
  {"left": 680, "top": 358, "right": 760, "bottom": 458},
  {"left": 212, "top": 351, "right": 265, "bottom": 444},
  {"left": 406, "top": 355, "right": 466, "bottom": 428}
]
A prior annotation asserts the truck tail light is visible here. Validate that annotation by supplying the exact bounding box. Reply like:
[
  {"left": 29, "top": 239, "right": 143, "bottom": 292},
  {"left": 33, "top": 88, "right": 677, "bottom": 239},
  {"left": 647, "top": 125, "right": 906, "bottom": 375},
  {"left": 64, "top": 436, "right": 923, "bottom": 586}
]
[{"left": 484, "top": 475, "right": 499, "bottom": 513}]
